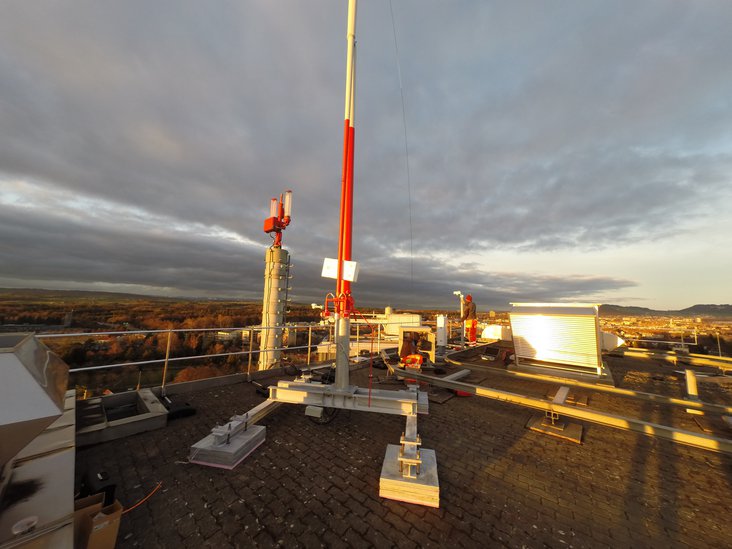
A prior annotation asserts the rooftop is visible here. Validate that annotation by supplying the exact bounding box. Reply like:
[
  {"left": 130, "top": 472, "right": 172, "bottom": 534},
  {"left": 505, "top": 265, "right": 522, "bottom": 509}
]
[{"left": 75, "top": 352, "right": 732, "bottom": 548}]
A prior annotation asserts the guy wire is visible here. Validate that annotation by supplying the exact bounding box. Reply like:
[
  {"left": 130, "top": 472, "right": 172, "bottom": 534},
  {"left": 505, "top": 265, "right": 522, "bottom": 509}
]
[{"left": 389, "top": 0, "right": 414, "bottom": 286}]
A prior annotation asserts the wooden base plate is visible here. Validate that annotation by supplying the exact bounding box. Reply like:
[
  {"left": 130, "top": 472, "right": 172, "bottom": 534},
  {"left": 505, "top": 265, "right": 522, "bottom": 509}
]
[
  {"left": 380, "top": 444, "right": 439, "bottom": 508},
  {"left": 526, "top": 415, "right": 583, "bottom": 444}
]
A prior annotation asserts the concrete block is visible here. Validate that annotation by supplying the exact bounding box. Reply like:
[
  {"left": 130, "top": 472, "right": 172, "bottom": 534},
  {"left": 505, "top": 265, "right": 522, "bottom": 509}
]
[
  {"left": 379, "top": 444, "right": 439, "bottom": 508},
  {"left": 190, "top": 425, "right": 266, "bottom": 470}
]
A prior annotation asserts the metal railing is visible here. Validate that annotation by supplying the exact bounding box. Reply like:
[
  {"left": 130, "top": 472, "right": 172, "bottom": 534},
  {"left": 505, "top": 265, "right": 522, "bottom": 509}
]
[
  {"left": 37, "top": 324, "right": 323, "bottom": 395},
  {"left": 36, "top": 318, "right": 457, "bottom": 395}
]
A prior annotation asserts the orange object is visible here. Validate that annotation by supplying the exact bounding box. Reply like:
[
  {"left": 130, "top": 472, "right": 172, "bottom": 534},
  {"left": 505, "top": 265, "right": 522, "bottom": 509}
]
[
  {"left": 466, "top": 319, "right": 478, "bottom": 344},
  {"left": 402, "top": 354, "right": 423, "bottom": 383}
]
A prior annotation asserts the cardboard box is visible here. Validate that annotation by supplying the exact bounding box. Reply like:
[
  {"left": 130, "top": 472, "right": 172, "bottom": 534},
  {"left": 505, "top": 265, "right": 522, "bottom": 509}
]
[
  {"left": 76, "top": 499, "right": 122, "bottom": 549},
  {"left": 73, "top": 493, "right": 104, "bottom": 548}
]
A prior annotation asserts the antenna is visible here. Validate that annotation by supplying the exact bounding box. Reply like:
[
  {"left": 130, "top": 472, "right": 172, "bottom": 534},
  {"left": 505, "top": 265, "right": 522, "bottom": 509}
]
[{"left": 263, "top": 190, "right": 293, "bottom": 248}]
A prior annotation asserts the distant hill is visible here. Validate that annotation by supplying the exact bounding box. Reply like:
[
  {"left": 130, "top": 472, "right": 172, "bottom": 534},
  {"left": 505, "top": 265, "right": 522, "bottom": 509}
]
[
  {"left": 677, "top": 304, "right": 732, "bottom": 317},
  {"left": 600, "top": 303, "right": 732, "bottom": 318},
  {"left": 0, "top": 288, "right": 180, "bottom": 303},
  {"left": 599, "top": 304, "right": 662, "bottom": 316},
  {"left": 2, "top": 289, "right": 730, "bottom": 318},
  {"left": 0, "top": 288, "right": 258, "bottom": 306}
]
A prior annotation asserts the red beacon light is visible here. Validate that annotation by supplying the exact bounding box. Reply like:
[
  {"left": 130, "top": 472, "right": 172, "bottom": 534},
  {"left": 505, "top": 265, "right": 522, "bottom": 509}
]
[{"left": 263, "top": 190, "right": 292, "bottom": 247}]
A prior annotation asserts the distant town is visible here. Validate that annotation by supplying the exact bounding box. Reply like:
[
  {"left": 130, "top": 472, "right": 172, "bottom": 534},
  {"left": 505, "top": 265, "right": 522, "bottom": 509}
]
[{"left": 1, "top": 289, "right": 730, "bottom": 363}]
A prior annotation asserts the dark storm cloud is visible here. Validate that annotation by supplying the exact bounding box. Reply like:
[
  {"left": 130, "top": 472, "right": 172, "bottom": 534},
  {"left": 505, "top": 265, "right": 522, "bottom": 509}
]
[
  {"left": 289, "top": 253, "right": 634, "bottom": 310},
  {"left": 0, "top": 1, "right": 730, "bottom": 304},
  {"left": 0, "top": 201, "right": 266, "bottom": 298}
]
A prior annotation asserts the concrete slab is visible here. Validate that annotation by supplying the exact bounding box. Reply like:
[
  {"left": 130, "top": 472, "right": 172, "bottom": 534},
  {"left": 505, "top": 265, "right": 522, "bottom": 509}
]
[
  {"left": 379, "top": 444, "right": 439, "bottom": 508},
  {"left": 190, "top": 425, "right": 266, "bottom": 470}
]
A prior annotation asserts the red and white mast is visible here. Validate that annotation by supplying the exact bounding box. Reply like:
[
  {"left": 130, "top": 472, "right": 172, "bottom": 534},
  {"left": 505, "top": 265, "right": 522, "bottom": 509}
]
[{"left": 334, "top": 0, "right": 358, "bottom": 390}]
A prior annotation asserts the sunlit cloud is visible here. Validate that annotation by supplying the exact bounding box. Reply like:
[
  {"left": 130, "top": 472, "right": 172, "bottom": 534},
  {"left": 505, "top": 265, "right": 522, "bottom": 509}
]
[{"left": 0, "top": 1, "right": 730, "bottom": 308}]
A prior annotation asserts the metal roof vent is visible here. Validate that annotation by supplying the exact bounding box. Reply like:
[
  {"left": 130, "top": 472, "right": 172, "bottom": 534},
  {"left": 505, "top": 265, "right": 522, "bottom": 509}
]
[
  {"left": 0, "top": 334, "right": 68, "bottom": 468},
  {"left": 509, "top": 303, "right": 603, "bottom": 375}
]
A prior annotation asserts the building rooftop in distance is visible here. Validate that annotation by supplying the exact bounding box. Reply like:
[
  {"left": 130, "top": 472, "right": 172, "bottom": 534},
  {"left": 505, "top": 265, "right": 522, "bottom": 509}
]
[{"left": 76, "top": 352, "right": 732, "bottom": 548}]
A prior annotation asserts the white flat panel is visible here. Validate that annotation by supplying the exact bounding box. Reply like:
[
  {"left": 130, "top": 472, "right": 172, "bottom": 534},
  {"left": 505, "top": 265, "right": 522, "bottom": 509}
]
[{"left": 321, "top": 258, "right": 359, "bottom": 282}]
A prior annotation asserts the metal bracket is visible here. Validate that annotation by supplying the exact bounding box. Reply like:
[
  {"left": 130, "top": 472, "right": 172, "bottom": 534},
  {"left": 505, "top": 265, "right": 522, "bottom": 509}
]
[{"left": 268, "top": 380, "right": 419, "bottom": 416}]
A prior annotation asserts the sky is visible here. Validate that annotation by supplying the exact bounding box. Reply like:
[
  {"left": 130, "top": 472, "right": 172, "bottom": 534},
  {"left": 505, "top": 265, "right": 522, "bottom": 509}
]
[{"left": 1, "top": 1, "right": 731, "bottom": 311}]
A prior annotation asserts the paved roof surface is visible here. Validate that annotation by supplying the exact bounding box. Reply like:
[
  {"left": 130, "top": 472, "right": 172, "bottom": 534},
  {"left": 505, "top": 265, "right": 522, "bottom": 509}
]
[{"left": 76, "top": 353, "right": 732, "bottom": 548}]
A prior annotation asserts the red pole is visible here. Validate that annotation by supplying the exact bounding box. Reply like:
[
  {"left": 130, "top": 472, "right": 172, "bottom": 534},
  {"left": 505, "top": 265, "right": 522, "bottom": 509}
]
[
  {"left": 336, "top": 118, "right": 350, "bottom": 300},
  {"left": 333, "top": 0, "right": 357, "bottom": 390},
  {"left": 336, "top": 0, "right": 357, "bottom": 317},
  {"left": 342, "top": 122, "right": 355, "bottom": 300}
]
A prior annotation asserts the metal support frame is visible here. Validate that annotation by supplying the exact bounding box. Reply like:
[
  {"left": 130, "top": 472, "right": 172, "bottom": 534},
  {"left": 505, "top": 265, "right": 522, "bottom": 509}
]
[
  {"left": 398, "top": 414, "right": 422, "bottom": 479},
  {"left": 394, "top": 367, "right": 732, "bottom": 455},
  {"left": 525, "top": 385, "right": 584, "bottom": 443},
  {"left": 446, "top": 354, "right": 732, "bottom": 416},
  {"left": 268, "top": 380, "right": 418, "bottom": 416},
  {"left": 622, "top": 348, "right": 732, "bottom": 373},
  {"left": 208, "top": 399, "right": 282, "bottom": 446}
]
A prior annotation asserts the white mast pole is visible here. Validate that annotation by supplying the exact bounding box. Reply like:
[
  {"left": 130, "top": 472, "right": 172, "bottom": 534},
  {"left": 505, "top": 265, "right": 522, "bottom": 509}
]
[{"left": 334, "top": 0, "right": 358, "bottom": 391}]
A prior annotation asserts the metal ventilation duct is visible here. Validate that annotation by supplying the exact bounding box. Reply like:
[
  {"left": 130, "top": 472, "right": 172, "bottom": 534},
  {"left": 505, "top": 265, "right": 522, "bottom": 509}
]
[
  {"left": 509, "top": 303, "right": 603, "bottom": 374},
  {"left": 0, "top": 334, "right": 68, "bottom": 468}
]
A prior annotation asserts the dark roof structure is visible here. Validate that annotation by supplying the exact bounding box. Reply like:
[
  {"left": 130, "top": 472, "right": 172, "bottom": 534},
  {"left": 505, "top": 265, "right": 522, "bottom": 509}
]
[{"left": 76, "top": 354, "right": 732, "bottom": 548}]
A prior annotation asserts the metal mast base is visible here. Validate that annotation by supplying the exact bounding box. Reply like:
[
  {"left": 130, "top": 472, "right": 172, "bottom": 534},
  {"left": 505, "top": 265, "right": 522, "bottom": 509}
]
[{"left": 379, "top": 413, "right": 439, "bottom": 507}]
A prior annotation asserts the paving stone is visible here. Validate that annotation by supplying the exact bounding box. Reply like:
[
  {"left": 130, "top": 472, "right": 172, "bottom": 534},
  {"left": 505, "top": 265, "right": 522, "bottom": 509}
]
[
  {"left": 196, "top": 514, "right": 220, "bottom": 539},
  {"left": 297, "top": 530, "right": 322, "bottom": 549},
  {"left": 75, "top": 367, "right": 732, "bottom": 549},
  {"left": 342, "top": 527, "right": 370, "bottom": 549},
  {"left": 182, "top": 532, "right": 205, "bottom": 548},
  {"left": 202, "top": 530, "right": 235, "bottom": 548},
  {"left": 383, "top": 511, "right": 412, "bottom": 537},
  {"left": 251, "top": 529, "right": 277, "bottom": 549}
]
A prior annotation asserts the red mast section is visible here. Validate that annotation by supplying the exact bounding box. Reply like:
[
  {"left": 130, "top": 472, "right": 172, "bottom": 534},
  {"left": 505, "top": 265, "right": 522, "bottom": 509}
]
[{"left": 336, "top": 0, "right": 358, "bottom": 318}]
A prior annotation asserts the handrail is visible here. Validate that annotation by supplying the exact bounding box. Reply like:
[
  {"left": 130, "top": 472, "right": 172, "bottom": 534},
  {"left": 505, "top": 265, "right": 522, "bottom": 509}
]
[
  {"left": 66, "top": 342, "right": 314, "bottom": 373},
  {"left": 33, "top": 318, "right": 441, "bottom": 395},
  {"left": 41, "top": 320, "right": 420, "bottom": 387},
  {"left": 35, "top": 317, "right": 425, "bottom": 340},
  {"left": 36, "top": 324, "right": 321, "bottom": 339}
]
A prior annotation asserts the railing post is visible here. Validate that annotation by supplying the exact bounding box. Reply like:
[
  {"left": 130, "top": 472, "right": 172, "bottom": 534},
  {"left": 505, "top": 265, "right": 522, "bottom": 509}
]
[
  {"left": 717, "top": 332, "right": 723, "bottom": 357},
  {"left": 247, "top": 328, "right": 254, "bottom": 381},
  {"left": 330, "top": 322, "right": 334, "bottom": 360},
  {"left": 307, "top": 325, "right": 312, "bottom": 366},
  {"left": 161, "top": 329, "right": 173, "bottom": 395},
  {"left": 378, "top": 323, "right": 381, "bottom": 353},
  {"left": 356, "top": 324, "right": 360, "bottom": 357}
]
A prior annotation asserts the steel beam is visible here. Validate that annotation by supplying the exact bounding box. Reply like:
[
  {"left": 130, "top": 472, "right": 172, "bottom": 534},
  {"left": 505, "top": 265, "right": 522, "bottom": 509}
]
[
  {"left": 394, "top": 368, "right": 732, "bottom": 455},
  {"left": 210, "top": 399, "right": 282, "bottom": 445},
  {"left": 445, "top": 355, "right": 732, "bottom": 416},
  {"left": 623, "top": 348, "right": 732, "bottom": 372},
  {"left": 268, "top": 380, "right": 418, "bottom": 416}
]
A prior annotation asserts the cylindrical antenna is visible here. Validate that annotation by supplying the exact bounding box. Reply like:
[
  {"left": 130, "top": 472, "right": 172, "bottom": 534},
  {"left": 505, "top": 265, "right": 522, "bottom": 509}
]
[
  {"left": 269, "top": 198, "right": 278, "bottom": 218},
  {"left": 283, "top": 190, "right": 293, "bottom": 218}
]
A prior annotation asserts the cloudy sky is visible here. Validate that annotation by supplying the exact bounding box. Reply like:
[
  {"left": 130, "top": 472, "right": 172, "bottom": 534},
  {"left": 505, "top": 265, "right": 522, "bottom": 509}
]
[{"left": 1, "top": 1, "right": 731, "bottom": 310}]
